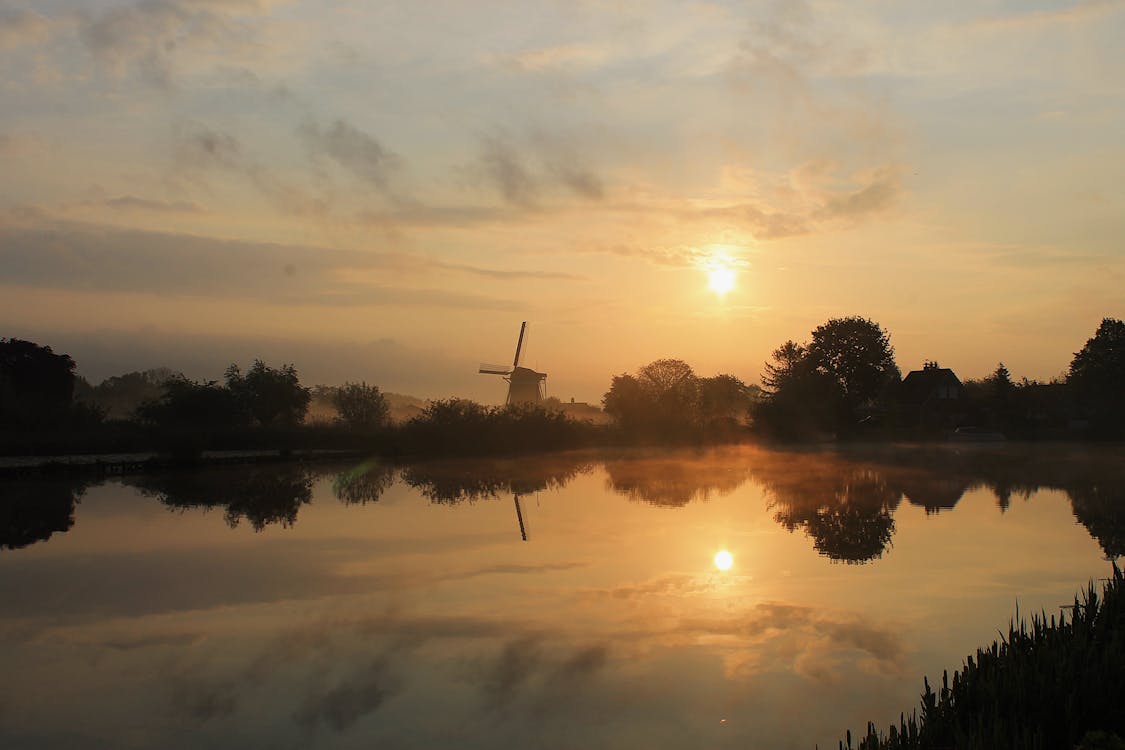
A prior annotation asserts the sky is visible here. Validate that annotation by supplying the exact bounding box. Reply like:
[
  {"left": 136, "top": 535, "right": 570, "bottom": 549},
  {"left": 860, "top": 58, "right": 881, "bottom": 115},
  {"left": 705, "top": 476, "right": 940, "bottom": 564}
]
[{"left": 1, "top": 0, "right": 1122, "bottom": 402}]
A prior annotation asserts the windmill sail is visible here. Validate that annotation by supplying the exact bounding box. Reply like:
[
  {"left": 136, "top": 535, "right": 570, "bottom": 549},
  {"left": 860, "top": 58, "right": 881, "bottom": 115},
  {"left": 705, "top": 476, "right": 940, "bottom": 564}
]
[{"left": 478, "top": 321, "right": 547, "bottom": 405}]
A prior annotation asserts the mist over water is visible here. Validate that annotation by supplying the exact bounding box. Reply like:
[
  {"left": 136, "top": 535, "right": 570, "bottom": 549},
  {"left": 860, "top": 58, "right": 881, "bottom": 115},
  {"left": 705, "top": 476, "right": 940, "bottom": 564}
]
[{"left": 1, "top": 444, "right": 1121, "bottom": 748}]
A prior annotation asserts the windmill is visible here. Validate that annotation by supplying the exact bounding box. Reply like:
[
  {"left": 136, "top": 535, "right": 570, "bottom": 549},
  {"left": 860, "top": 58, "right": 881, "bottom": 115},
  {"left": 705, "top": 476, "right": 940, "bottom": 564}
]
[{"left": 479, "top": 321, "right": 547, "bottom": 405}]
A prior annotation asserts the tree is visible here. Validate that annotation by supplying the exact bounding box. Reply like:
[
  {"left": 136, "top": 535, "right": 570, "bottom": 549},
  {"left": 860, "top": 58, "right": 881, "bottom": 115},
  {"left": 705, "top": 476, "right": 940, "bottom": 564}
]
[
  {"left": 1070, "top": 318, "right": 1125, "bottom": 395},
  {"left": 1069, "top": 318, "right": 1125, "bottom": 435},
  {"left": 761, "top": 340, "right": 809, "bottom": 394},
  {"left": 332, "top": 382, "right": 390, "bottom": 428},
  {"left": 806, "top": 316, "right": 899, "bottom": 411},
  {"left": 136, "top": 377, "right": 247, "bottom": 431},
  {"left": 602, "top": 373, "right": 648, "bottom": 430},
  {"left": 82, "top": 368, "right": 179, "bottom": 420},
  {"left": 225, "top": 360, "right": 311, "bottom": 427},
  {"left": 0, "top": 338, "right": 77, "bottom": 427},
  {"left": 697, "top": 374, "right": 754, "bottom": 429}
]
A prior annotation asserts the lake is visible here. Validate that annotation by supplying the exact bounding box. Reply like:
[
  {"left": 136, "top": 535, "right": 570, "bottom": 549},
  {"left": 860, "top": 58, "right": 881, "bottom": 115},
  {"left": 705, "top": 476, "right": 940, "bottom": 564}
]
[{"left": 1, "top": 444, "right": 1122, "bottom": 749}]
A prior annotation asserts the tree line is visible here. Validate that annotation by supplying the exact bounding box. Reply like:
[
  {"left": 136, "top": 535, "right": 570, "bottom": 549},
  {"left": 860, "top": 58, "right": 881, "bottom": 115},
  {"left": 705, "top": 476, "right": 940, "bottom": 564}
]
[{"left": 1, "top": 315, "right": 1122, "bottom": 455}]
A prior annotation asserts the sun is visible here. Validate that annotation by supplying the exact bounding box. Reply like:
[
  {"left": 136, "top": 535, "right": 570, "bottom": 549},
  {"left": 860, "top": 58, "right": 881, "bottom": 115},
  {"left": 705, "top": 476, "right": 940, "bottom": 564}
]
[
  {"left": 708, "top": 266, "right": 735, "bottom": 296},
  {"left": 713, "top": 549, "right": 733, "bottom": 571}
]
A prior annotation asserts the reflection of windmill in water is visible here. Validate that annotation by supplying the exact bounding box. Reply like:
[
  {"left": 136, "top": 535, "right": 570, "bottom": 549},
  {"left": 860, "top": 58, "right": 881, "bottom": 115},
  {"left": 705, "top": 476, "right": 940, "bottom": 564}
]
[{"left": 478, "top": 321, "right": 547, "bottom": 405}]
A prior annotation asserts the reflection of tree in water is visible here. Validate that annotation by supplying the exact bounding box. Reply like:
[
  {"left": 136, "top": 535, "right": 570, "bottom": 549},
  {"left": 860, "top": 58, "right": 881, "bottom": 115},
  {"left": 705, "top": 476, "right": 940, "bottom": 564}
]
[
  {"left": 131, "top": 466, "right": 313, "bottom": 531},
  {"left": 1068, "top": 482, "right": 1125, "bottom": 559},
  {"left": 333, "top": 460, "right": 395, "bottom": 505},
  {"left": 765, "top": 464, "right": 902, "bottom": 565},
  {"left": 603, "top": 452, "right": 753, "bottom": 507},
  {"left": 0, "top": 478, "right": 88, "bottom": 550},
  {"left": 401, "top": 454, "right": 591, "bottom": 504}
]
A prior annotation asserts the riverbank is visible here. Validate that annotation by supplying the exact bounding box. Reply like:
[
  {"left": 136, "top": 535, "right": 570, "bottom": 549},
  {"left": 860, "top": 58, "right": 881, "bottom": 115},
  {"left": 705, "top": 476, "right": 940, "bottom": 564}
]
[{"left": 839, "top": 565, "right": 1125, "bottom": 750}]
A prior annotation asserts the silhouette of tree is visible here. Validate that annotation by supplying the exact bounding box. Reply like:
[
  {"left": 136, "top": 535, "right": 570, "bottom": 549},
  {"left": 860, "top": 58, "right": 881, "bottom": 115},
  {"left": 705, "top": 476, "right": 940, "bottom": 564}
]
[
  {"left": 332, "top": 381, "right": 389, "bottom": 428},
  {"left": 807, "top": 316, "right": 899, "bottom": 411},
  {"left": 225, "top": 360, "right": 311, "bottom": 427},
  {"left": 697, "top": 374, "right": 754, "bottom": 430},
  {"left": 754, "top": 318, "right": 898, "bottom": 437},
  {"left": 602, "top": 374, "right": 648, "bottom": 430},
  {"left": 602, "top": 359, "right": 702, "bottom": 438},
  {"left": 1069, "top": 318, "right": 1125, "bottom": 435},
  {"left": 0, "top": 338, "right": 77, "bottom": 427},
  {"left": 81, "top": 368, "right": 178, "bottom": 420},
  {"left": 761, "top": 340, "right": 810, "bottom": 394},
  {"left": 136, "top": 377, "right": 248, "bottom": 430}
]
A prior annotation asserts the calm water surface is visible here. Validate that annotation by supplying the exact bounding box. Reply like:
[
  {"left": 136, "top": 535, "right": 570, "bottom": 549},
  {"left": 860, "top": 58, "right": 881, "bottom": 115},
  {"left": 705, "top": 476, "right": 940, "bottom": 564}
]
[{"left": 2, "top": 444, "right": 1122, "bottom": 749}]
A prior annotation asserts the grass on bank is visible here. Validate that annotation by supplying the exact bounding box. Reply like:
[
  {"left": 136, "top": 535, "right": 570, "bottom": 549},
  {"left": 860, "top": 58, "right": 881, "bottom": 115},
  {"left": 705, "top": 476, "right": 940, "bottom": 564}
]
[{"left": 839, "top": 564, "right": 1125, "bottom": 750}]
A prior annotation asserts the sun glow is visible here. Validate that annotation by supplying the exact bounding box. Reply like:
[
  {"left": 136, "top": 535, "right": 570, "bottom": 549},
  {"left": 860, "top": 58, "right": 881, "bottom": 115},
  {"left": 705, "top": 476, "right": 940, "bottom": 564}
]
[
  {"left": 699, "top": 245, "right": 745, "bottom": 297},
  {"left": 713, "top": 549, "right": 733, "bottom": 571},
  {"left": 708, "top": 266, "right": 735, "bottom": 295}
]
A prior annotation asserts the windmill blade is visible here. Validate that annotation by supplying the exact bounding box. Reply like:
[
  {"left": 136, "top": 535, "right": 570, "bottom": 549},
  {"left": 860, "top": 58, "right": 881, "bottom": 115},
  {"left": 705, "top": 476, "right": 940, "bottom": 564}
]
[
  {"left": 512, "top": 321, "right": 528, "bottom": 368},
  {"left": 479, "top": 363, "right": 512, "bottom": 375}
]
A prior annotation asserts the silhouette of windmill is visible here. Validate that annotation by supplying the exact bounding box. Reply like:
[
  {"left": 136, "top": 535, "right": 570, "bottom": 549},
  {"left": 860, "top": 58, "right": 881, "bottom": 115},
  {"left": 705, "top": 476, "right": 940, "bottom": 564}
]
[{"left": 479, "top": 321, "right": 547, "bottom": 405}]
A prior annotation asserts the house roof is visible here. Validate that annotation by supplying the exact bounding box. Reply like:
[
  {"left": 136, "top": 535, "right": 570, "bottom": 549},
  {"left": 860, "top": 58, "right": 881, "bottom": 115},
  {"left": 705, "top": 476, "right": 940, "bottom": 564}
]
[{"left": 899, "top": 367, "right": 963, "bottom": 404}]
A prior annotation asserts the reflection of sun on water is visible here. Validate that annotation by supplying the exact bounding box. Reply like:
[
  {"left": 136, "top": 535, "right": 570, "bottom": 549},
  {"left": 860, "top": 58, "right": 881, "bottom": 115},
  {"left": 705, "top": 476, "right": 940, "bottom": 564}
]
[{"left": 713, "top": 549, "right": 733, "bottom": 571}]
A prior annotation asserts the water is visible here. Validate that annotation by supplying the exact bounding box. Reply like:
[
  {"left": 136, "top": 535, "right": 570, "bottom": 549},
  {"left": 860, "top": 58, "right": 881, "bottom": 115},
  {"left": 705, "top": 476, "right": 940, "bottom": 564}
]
[{"left": 1, "top": 444, "right": 1121, "bottom": 749}]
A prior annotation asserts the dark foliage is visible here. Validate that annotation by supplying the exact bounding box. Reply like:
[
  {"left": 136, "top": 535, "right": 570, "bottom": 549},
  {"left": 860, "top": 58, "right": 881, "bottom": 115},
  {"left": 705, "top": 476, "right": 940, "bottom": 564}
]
[
  {"left": 131, "top": 465, "right": 313, "bottom": 530},
  {"left": 0, "top": 478, "right": 88, "bottom": 550},
  {"left": 753, "top": 317, "right": 898, "bottom": 439},
  {"left": 400, "top": 452, "right": 591, "bottom": 504},
  {"left": 1069, "top": 318, "right": 1125, "bottom": 437},
  {"left": 136, "top": 377, "right": 249, "bottom": 431},
  {"left": 333, "top": 459, "right": 395, "bottom": 504},
  {"left": 225, "top": 360, "right": 311, "bottom": 427},
  {"left": 332, "top": 382, "right": 390, "bottom": 429},
  {"left": 394, "top": 399, "right": 595, "bottom": 457},
  {"left": 0, "top": 338, "right": 78, "bottom": 427},
  {"left": 602, "top": 359, "right": 753, "bottom": 440},
  {"left": 78, "top": 368, "right": 178, "bottom": 420},
  {"left": 841, "top": 565, "right": 1125, "bottom": 750}
]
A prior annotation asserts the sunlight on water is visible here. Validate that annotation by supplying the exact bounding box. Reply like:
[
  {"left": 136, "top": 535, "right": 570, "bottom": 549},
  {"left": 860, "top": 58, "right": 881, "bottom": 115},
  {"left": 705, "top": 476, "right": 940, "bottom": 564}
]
[{"left": 0, "top": 444, "right": 1121, "bottom": 750}]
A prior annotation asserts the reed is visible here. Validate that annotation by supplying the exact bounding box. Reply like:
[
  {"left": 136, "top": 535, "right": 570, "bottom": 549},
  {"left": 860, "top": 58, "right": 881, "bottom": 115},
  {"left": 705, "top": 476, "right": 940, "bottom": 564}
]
[{"left": 839, "top": 564, "right": 1125, "bottom": 750}]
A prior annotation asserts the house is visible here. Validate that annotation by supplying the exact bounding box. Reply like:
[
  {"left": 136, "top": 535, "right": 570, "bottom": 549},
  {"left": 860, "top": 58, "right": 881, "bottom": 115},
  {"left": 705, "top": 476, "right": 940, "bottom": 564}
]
[{"left": 898, "top": 362, "right": 967, "bottom": 430}]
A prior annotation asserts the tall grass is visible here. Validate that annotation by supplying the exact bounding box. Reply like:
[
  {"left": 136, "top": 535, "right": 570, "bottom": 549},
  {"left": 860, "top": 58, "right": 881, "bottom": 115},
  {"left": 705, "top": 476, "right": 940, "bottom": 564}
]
[{"left": 840, "top": 564, "right": 1125, "bottom": 750}]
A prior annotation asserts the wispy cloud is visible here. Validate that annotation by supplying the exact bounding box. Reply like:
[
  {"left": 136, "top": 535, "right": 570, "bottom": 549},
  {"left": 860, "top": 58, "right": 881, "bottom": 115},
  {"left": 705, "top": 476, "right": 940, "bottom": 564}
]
[{"left": 299, "top": 118, "right": 401, "bottom": 194}]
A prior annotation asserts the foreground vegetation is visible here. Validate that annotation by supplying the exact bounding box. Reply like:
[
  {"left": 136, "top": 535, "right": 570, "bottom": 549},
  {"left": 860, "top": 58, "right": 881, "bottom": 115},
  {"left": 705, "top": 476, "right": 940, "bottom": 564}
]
[{"left": 839, "top": 565, "right": 1125, "bottom": 750}]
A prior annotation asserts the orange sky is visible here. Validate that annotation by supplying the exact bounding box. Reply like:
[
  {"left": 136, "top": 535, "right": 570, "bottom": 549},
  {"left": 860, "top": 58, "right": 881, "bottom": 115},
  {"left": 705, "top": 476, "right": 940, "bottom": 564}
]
[{"left": 1, "top": 1, "right": 1122, "bottom": 401}]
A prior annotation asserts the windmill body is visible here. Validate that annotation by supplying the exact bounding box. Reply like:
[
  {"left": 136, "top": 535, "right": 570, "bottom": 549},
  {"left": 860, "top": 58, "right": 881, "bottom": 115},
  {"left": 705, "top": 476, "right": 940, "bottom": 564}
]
[{"left": 479, "top": 322, "right": 547, "bottom": 405}]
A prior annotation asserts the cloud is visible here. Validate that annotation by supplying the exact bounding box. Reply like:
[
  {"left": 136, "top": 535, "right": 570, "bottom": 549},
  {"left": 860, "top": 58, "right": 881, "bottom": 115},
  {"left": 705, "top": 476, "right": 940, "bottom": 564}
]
[
  {"left": 501, "top": 43, "right": 612, "bottom": 73},
  {"left": 964, "top": 0, "right": 1124, "bottom": 32},
  {"left": 470, "top": 132, "right": 606, "bottom": 207},
  {"left": 299, "top": 119, "right": 401, "bottom": 193},
  {"left": 174, "top": 122, "right": 329, "bottom": 217},
  {"left": 667, "top": 601, "right": 906, "bottom": 681},
  {"left": 479, "top": 135, "right": 539, "bottom": 207},
  {"left": 814, "top": 168, "right": 901, "bottom": 221},
  {"left": 170, "top": 681, "right": 239, "bottom": 722},
  {"left": 101, "top": 195, "right": 205, "bottom": 213},
  {"left": 78, "top": 0, "right": 281, "bottom": 87},
  {"left": 0, "top": 218, "right": 522, "bottom": 309},
  {"left": 294, "top": 657, "right": 399, "bottom": 731},
  {"left": 471, "top": 637, "right": 610, "bottom": 713},
  {"left": 0, "top": 9, "right": 51, "bottom": 49}
]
